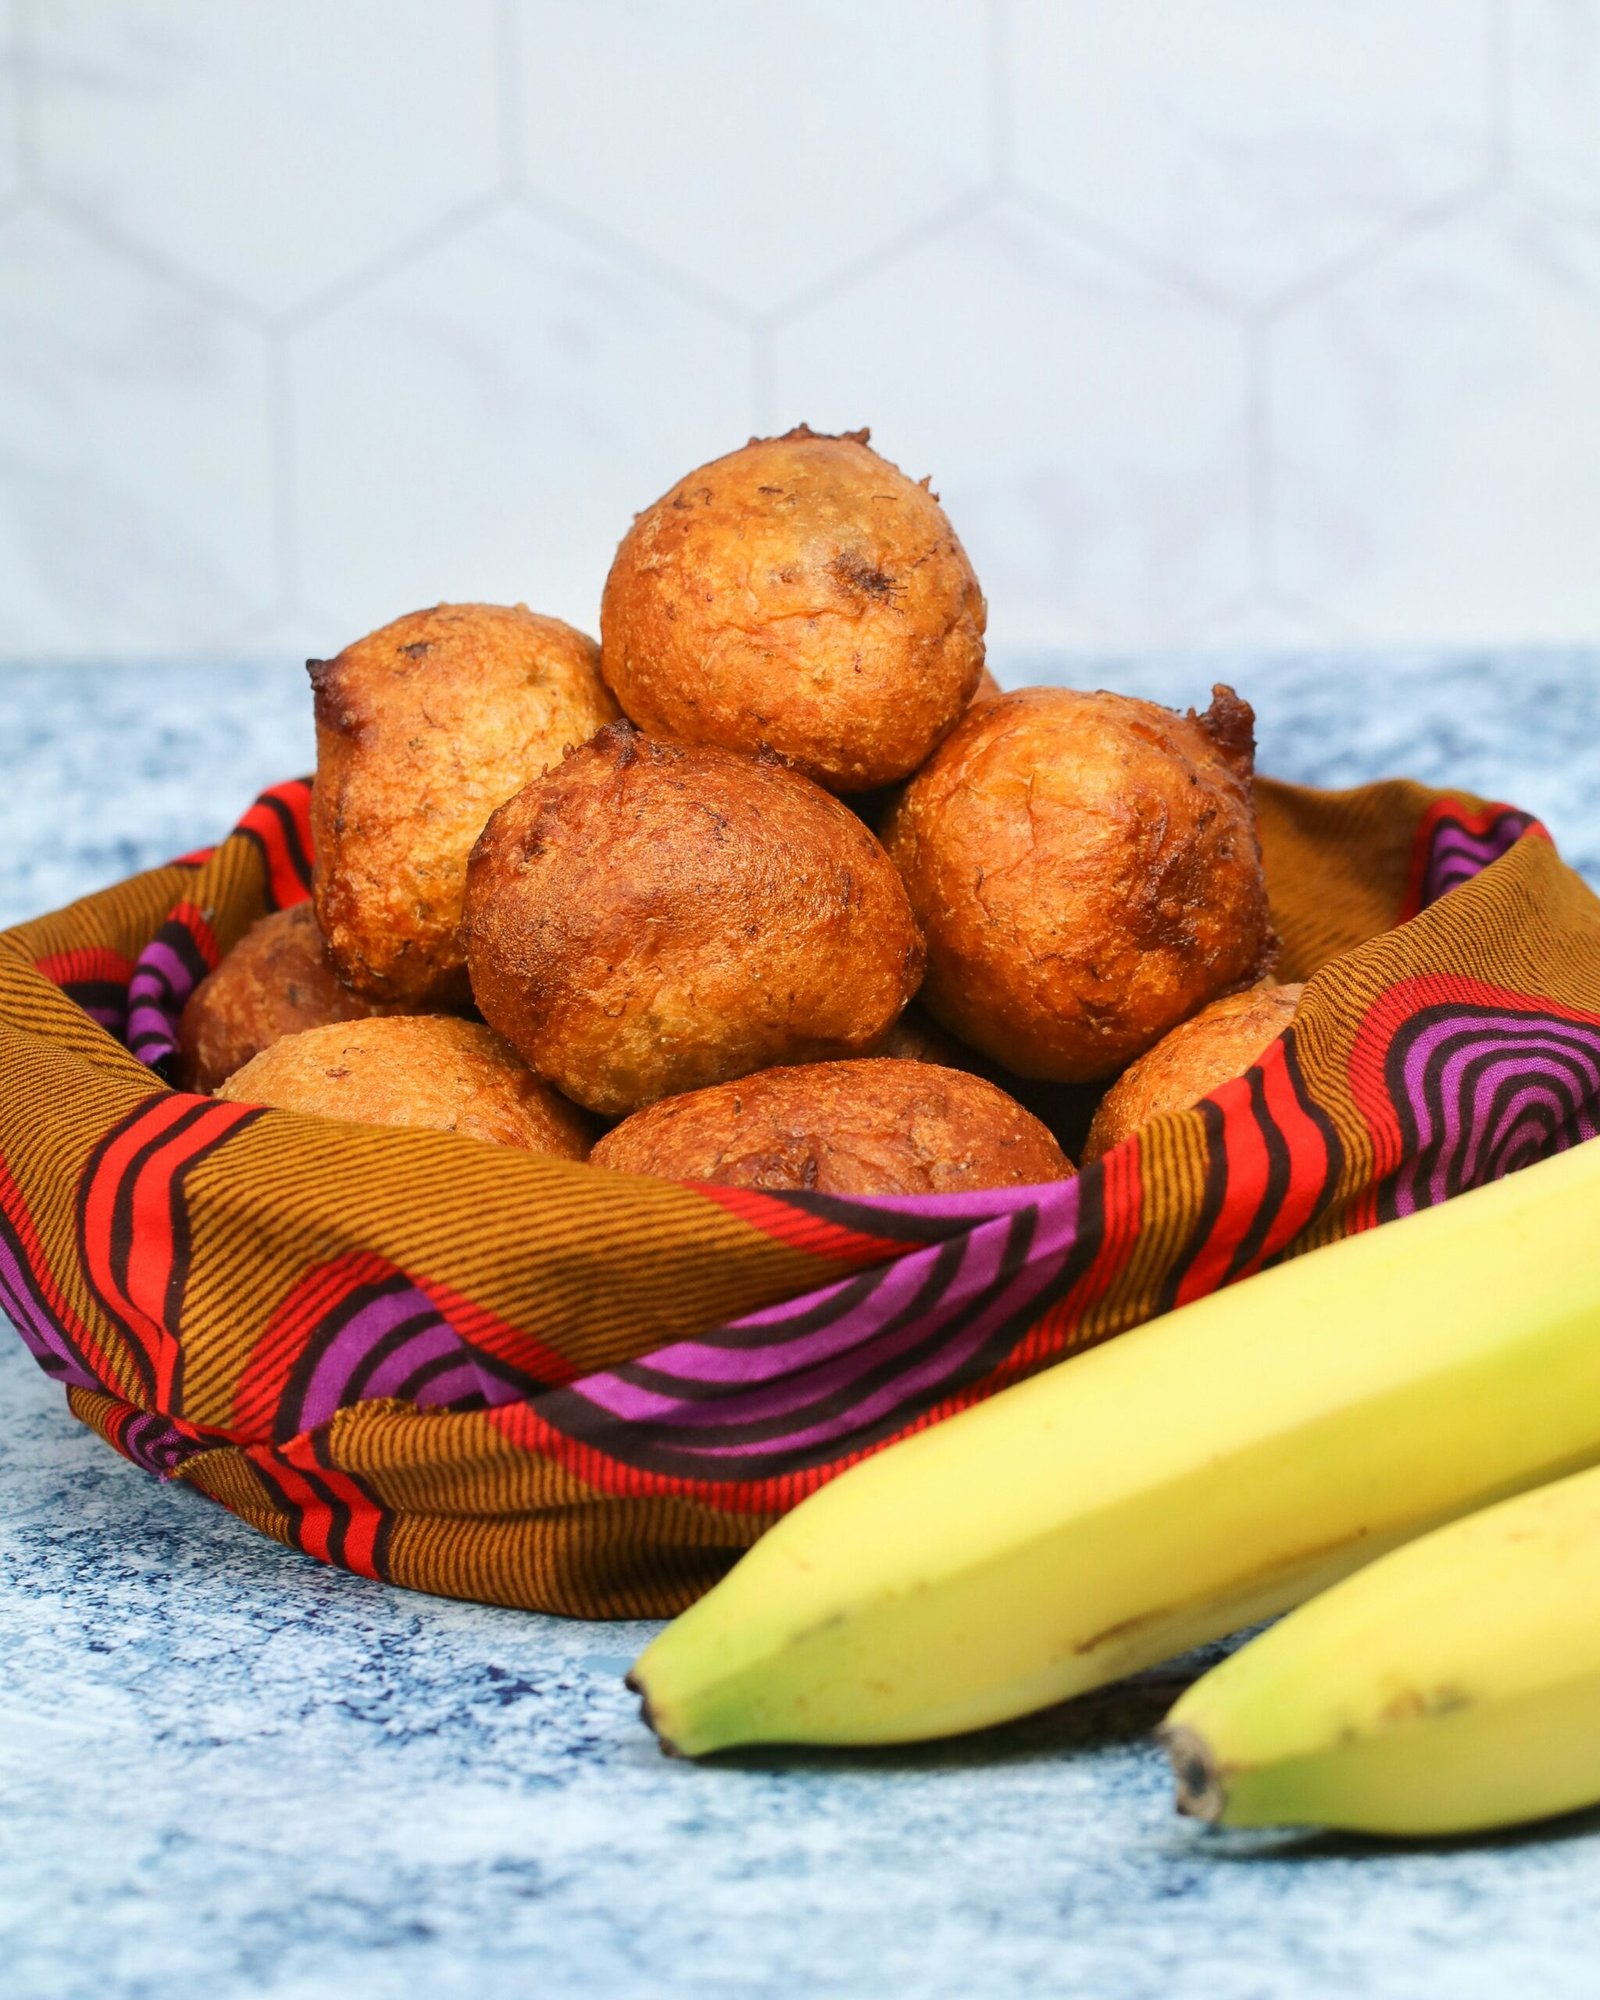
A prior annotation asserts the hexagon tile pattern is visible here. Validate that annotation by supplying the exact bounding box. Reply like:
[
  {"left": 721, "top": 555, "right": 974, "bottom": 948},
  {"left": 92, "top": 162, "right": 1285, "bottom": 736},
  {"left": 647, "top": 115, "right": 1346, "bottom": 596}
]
[
  {"left": 0, "top": 210, "right": 273, "bottom": 655},
  {"left": 1007, "top": 0, "right": 1495, "bottom": 306},
  {"left": 775, "top": 202, "right": 1251, "bottom": 651},
  {"left": 291, "top": 207, "right": 755, "bottom": 644},
  {"left": 34, "top": 1, "right": 503, "bottom": 314},
  {"left": 2, "top": 3, "right": 1600, "bottom": 661},
  {"left": 1271, "top": 194, "right": 1600, "bottom": 644},
  {"left": 1508, "top": 0, "right": 1600, "bottom": 217},
  {"left": 516, "top": 0, "right": 992, "bottom": 315}
]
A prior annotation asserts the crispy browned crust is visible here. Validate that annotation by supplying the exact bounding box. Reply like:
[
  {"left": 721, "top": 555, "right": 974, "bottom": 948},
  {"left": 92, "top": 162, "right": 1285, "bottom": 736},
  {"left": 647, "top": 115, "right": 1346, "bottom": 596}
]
[
  {"left": 849, "top": 670, "right": 1004, "bottom": 835},
  {"left": 874, "top": 1005, "right": 973, "bottom": 1069},
  {"left": 1082, "top": 983, "right": 1305, "bottom": 1161},
  {"left": 876, "top": 1003, "right": 1103, "bottom": 1156},
  {"left": 460, "top": 721, "right": 926, "bottom": 1116},
  {"left": 215, "top": 1015, "right": 595, "bottom": 1157},
  {"left": 310, "top": 602, "right": 619, "bottom": 1006},
  {"left": 176, "top": 902, "right": 402, "bottom": 1093},
  {"left": 882, "top": 684, "right": 1277, "bottom": 1082},
  {"left": 599, "top": 426, "right": 987, "bottom": 792},
  {"left": 591, "top": 1058, "right": 1074, "bottom": 1195}
]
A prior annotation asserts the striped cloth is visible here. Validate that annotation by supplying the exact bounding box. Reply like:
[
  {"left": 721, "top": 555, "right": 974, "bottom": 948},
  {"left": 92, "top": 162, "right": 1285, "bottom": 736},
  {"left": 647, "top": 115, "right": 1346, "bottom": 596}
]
[{"left": 3, "top": 775, "right": 1597, "bottom": 1618}]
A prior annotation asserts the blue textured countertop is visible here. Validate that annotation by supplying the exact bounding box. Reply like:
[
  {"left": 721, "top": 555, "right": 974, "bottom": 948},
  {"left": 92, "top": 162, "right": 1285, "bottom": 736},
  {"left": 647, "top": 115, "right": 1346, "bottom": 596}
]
[{"left": 5, "top": 653, "right": 1600, "bottom": 2000}]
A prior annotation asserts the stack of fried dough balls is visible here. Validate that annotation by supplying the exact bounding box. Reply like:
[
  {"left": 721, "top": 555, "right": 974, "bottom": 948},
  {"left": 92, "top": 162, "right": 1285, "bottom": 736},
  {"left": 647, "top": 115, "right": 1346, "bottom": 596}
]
[{"left": 184, "top": 425, "right": 1293, "bottom": 1187}]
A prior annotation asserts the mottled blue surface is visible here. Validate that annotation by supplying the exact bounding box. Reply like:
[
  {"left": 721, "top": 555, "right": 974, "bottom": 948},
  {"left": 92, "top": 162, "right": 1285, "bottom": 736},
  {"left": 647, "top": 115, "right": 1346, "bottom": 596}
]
[{"left": 5, "top": 654, "right": 1600, "bottom": 2000}]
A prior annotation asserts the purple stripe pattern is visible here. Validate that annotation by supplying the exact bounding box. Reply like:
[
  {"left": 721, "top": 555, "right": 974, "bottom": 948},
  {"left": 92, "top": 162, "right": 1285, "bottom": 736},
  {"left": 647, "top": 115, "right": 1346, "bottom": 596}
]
[
  {"left": 535, "top": 1174, "right": 1110, "bottom": 1479},
  {"left": 0, "top": 1225, "right": 98, "bottom": 1391},
  {"left": 114, "top": 1410, "right": 213, "bottom": 1478},
  {"left": 67, "top": 988, "right": 129, "bottom": 1037},
  {"left": 274, "top": 1273, "right": 542, "bottom": 1442},
  {"left": 1421, "top": 809, "right": 1544, "bottom": 909},
  {"left": 127, "top": 921, "right": 212, "bottom": 1072},
  {"left": 1384, "top": 1005, "right": 1600, "bottom": 1219},
  {"left": 10, "top": 778, "right": 1593, "bottom": 1505}
]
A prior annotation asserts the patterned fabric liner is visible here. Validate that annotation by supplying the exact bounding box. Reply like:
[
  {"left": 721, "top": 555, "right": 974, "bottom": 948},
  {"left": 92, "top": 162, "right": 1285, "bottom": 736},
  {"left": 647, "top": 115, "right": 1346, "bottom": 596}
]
[{"left": 2, "top": 772, "right": 1596, "bottom": 1618}]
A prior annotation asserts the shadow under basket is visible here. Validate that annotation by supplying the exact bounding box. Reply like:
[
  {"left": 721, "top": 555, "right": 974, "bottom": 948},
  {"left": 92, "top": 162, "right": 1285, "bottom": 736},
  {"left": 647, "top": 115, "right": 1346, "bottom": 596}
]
[{"left": 3, "top": 774, "right": 1598, "bottom": 1619}]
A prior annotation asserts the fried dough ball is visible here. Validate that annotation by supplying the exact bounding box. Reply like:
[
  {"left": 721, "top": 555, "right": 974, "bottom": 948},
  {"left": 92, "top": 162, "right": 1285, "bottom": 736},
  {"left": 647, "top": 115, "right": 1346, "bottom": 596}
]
[
  {"left": 849, "top": 667, "right": 1005, "bottom": 834},
  {"left": 882, "top": 685, "right": 1275, "bottom": 1083},
  {"left": 591, "top": 1059, "right": 1074, "bottom": 1196},
  {"left": 969, "top": 665, "right": 1004, "bottom": 707},
  {"left": 460, "top": 721, "right": 925, "bottom": 1116},
  {"left": 875, "top": 1005, "right": 973, "bottom": 1069},
  {"left": 599, "top": 426, "right": 986, "bottom": 793},
  {"left": 176, "top": 902, "right": 401, "bottom": 1093},
  {"left": 310, "top": 602, "right": 619, "bottom": 1008},
  {"left": 216, "top": 1015, "right": 594, "bottom": 1156},
  {"left": 1083, "top": 983, "right": 1305, "bottom": 1162}
]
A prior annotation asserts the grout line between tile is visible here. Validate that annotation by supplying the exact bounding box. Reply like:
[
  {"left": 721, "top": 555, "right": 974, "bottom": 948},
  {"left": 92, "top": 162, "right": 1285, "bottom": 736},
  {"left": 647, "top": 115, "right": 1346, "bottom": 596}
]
[
  {"left": 1485, "top": 0, "right": 1512, "bottom": 184},
  {"left": 1006, "top": 183, "right": 1243, "bottom": 318},
  {"left": 496, "top": 0, "right": 526, "bottom": 195},
  {"left": 767, "top": 186, "right": 993, "bottom": 327},
  {"left": 749, "top": 323, "right": 778, "bottom": 437},
  {"left": 267, "top": 335, "right": 300, "bottom": 614},
  {"left": 34, "top": 187, "right": 268, "bottom": 326},
  {"left": 987, "top": 0, "right": 1013, "bottom": 187},
  {"left": 1261, "top": 176, "right": 1498, "bottom": 322},
  {"left": 518, "top": 187, "right": 755, "bottom": 328},
  {"left": 1244, "top": 319, "right": 1274, "bottom": 600},
  {"left": 11, "top": 0, "right": 39, "bottom": 194},
  {"left": 279, "top": 190, "right": 508, "bottom": 333}
]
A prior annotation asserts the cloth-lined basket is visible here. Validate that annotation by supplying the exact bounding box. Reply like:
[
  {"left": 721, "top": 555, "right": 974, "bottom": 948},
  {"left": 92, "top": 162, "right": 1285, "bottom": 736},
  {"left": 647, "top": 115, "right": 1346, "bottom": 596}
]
[{"left": 3, "top": 774, "right": 1598, "bottom": 1618}]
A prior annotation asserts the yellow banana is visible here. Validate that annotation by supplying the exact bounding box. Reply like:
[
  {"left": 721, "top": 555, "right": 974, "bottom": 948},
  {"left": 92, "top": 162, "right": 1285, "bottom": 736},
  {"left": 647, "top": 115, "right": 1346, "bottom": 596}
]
[
  {"left": 1164, "top": 1460, "right": 1600, "bottom": 1835},
  {"left": 630, "top": 1138, "right": 1600, "bottom": 1755}
]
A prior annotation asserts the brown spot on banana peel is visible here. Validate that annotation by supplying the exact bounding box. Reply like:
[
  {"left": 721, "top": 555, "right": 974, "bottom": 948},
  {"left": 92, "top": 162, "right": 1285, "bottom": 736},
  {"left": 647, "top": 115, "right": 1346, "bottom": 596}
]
[
  {"left": 626, "top": 1671, "right": 686, "bottom": 1758},
  {"left": 1378, "top": 1681, "right": 1473, "bottom": 1725},
  {"left": 1161, "top": 1724, "right": 1229, "bottom": 1822}
]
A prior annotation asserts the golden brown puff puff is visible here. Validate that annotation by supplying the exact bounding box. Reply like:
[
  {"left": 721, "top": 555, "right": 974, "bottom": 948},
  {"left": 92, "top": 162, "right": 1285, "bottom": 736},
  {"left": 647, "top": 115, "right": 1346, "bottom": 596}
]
[
  {"left": 460, "top": 720, "right": 926, "bottom": 1117},
  {"left": 1082, "top": 983, "right": 1305, "bottom": 1162},
  {"left": 599, "top": 426, "right": 986, "bottom": 793},
  {"left": 310, "top": 602, "right": 619, "bottom": 1007},
  {"left": 176, "top": 902, "right": 404, "bottom": 1094},
  {"left": 216, "top": 1015, "right": 595, "bottom": 1157},
  {"left": 848, "top": 666, "right": 1005, "bottom": 835},
  {"left": 590, "top": 1058, "right": 1074, "bottom": 1196},
  {"left": 882, "top": 684, "right": 1276, "bottom": 1083},
  {"left": 872, "top": 1003, "right": 1098, "bottom": 1156},
  {"left": 875, "top": 1005, "right": 974, "bottom": 1068}
]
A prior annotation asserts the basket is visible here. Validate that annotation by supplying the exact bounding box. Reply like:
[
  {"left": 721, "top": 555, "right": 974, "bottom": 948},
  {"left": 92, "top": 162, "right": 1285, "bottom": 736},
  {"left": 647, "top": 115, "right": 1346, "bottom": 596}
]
[{"left": 3, "top": 774, "right": 1598, "bottom": 1618}]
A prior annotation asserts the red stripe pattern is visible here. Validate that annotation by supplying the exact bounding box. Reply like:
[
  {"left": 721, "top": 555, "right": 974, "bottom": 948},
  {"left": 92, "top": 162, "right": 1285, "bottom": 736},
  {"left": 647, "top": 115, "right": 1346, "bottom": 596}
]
[{"left": 4, "top": 776, "right": 1599, "bottom": 1615}]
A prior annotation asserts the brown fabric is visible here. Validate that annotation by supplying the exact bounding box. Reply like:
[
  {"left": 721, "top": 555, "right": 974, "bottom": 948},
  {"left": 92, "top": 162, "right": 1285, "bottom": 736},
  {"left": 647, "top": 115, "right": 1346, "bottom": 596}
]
[{"left": 3, "top": 775, "right": 1596, "bottom": 1617}]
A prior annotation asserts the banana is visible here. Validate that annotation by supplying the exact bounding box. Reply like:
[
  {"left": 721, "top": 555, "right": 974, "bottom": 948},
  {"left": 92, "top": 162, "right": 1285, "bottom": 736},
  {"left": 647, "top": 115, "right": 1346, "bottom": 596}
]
[
  {"left": 630, "top": 1138, "right": 1600, "bottom": 1755},
  {"left": 1163, "top": 1461, "right": 1600, "bottom": 1835}
]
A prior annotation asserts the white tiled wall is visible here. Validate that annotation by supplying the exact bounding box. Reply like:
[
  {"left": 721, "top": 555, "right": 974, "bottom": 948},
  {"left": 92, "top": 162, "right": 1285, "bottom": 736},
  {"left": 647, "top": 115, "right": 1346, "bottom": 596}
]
[{"left": 2, "top": 1, "right": 1599, "bottom": 666}]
